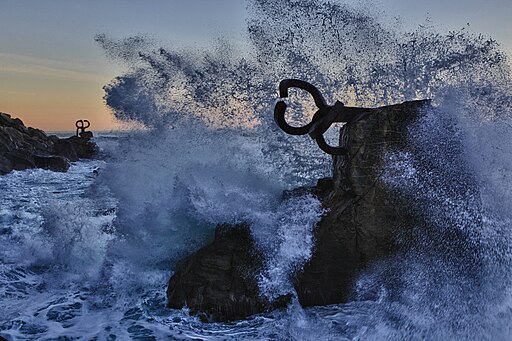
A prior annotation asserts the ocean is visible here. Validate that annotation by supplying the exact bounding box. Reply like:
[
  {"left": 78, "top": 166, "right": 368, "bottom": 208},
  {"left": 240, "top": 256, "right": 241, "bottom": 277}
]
[{"left": 2, "top": 0, "right": 512, "bottom": 339}]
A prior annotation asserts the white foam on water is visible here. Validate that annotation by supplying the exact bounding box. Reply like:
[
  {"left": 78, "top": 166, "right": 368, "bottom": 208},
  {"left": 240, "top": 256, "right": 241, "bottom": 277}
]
[{"left": 2, "top": 0, "right": 512, "bottom": 339}]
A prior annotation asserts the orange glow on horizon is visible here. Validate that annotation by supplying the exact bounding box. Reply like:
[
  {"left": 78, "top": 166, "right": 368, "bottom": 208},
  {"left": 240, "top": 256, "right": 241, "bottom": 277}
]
[
  {"left": 1, "top": 105, "right": 121, "bottom": 133},
  {"left": 0, "top": 69, "right": 123, "bottom": 132}
]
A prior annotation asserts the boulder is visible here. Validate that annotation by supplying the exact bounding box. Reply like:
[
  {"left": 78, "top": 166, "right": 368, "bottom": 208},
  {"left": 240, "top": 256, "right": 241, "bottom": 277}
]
[
  {"left": 52, "top": 136, "right": 98, "bottom": 161},
  {"left": 167, "top": 100, "right": 431, "bottom": 321},
  {"left": 167, "top": 224, "right": 290, "bottom": 322},
  {"left": 33, "top": 155, "right": 70, "bottom": 172},
  {"left": 0, "top": 112, "right": 99, "bottom": 175}
]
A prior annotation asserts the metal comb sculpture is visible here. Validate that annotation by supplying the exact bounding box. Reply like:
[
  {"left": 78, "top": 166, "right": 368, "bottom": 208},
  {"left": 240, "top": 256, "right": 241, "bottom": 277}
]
[
  {"left": 274, "top": 79, "right": 370, "bottom": 155},
  {"left": 75, "top": 119, "right": 93, "bottom": 138}
]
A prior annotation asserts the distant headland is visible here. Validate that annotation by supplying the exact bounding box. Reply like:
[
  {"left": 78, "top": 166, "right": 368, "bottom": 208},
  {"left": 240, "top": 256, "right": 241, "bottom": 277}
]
[{"left": 0, "top": 112, "right": 99, "bottom": 175}]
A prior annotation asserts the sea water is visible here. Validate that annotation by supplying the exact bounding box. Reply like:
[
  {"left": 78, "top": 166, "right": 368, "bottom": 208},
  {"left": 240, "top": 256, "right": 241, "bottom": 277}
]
[{"left": 2, "top": 0, "right": 512, "bottom": 339}]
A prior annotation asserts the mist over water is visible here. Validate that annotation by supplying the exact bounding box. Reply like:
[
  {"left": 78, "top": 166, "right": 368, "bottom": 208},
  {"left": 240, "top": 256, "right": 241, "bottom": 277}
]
[{"left": 2, "top": 0, "right": 512, "bottom": 339}]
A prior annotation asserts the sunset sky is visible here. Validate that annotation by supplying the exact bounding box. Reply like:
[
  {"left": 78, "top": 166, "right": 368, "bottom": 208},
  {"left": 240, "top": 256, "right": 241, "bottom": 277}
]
[{"left": 1, "top": 0, "right": 510, "bottom": 131}]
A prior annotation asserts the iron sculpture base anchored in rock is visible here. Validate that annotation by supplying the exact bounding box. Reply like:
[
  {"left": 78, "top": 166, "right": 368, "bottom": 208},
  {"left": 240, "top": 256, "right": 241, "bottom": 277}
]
[
  {"left": 274, "top": 79, "right": 375, "bottom": 155},
  {"left": 167, "top": 82, "right": 434, "bottom": 321}
]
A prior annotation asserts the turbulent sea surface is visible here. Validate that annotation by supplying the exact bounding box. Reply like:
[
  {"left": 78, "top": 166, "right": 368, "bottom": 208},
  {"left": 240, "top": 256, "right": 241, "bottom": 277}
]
[{"left": 2, "top": 0, "right": 512, "bottom": 339}]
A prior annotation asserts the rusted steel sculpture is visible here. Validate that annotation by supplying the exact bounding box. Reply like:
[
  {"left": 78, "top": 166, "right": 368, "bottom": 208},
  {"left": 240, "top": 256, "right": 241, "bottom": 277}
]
[
  {"left": 75, "top": 119, "right": 93, "bottom": 139},
  {"left": 274, "top": 79, "right": 371, "bottom": 155}
]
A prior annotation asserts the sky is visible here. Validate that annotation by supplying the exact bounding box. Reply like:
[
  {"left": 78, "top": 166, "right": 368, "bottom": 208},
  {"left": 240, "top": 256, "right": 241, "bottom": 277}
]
[{"left": 0, "top": 0, "right": 510, "bottom": 131}]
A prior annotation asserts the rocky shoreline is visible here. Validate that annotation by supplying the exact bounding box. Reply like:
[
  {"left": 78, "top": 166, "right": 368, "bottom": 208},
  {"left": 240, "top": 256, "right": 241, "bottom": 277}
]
[
  {"left": 0, "top": 112, "right": 99, "bottom": 175},
  {"left": 167, "top": 100, "right": 433, "bottom": 322}
]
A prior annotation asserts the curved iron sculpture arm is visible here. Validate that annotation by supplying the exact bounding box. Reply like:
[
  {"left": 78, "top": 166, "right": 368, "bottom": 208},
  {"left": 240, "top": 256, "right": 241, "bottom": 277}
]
[
  {"left": 75, "top": 119, "right": 91, "bottom": 137},
  {"left": 76, "top": 120, "right": 83, "bottom": 137},
  {"left": 315, "top": 135, "right": 348, "bottom": 155},
  {"left": 273, "top": 79, "right": 373, "bottom": 155},
  {"left": 274, "top": 101, "right": 313, "bottom": 135},
  {"left": 274, "top": 79, "right": 329, "bottom": 136},
  {"left": 278, "top": 79, "right": 327, "bottom": 108}
]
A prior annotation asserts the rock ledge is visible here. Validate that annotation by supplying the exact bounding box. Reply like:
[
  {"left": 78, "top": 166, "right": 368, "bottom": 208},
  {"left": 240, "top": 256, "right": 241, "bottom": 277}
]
[{"left": 0, "top": 112, "right": 99, "bottom": 174}]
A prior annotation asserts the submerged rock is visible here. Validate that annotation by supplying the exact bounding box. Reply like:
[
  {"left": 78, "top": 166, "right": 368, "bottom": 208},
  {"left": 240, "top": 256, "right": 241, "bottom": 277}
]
[
  {"left": 167, "top": 100, "right": 431, "bottom": 321},
  {"left": 0, "top": 112, "right": 99, "bottom": 175}
]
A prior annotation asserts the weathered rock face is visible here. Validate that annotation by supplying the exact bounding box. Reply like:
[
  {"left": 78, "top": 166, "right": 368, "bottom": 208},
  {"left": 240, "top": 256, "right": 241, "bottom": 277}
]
[
  {"left": 167, "top": 100, "right": 431, "bottom": 321},
  {"left": 51, "top": 135, "right": 98, "bottom": 162},
  {"left": 168, "top": 224, "right": 257, "bottom": 321},
  {"left": 0, "top": 112, "right": 99, "bottom": 175},
  {"left": 167, "top": 224, "right": 290, "bottom": 322},
  {"left": 294, "top": 100, "right": 429, "bottom": 306}
]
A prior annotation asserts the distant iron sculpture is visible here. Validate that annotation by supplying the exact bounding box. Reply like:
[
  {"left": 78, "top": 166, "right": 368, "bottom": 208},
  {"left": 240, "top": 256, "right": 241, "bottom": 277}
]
[
  {"left": 274, "top": 79, "right": 371, "bottom": 155},
  {"left": 75, "top": 119, "right": 93, "bottom": 139}
]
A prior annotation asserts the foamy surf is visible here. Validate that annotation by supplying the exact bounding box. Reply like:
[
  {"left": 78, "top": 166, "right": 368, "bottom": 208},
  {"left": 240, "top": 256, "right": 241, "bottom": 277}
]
[{"left": 2, "top": 0, "right": 512, "bottom": 339}]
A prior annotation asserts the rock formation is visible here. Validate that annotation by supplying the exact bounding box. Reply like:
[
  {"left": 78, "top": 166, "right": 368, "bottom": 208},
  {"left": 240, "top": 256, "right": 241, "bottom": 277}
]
[
  {"left": 167, "top": 224, "right": 291, "bottom": 322},
  {"left": 0, "top": 112, "right": 99, "bottom": 175},
  {"left": 294, "top": 100, "right": 428, "bottom": 306},
  {"left": 167, "top": 100, "right": 431, "bottom": 321}
]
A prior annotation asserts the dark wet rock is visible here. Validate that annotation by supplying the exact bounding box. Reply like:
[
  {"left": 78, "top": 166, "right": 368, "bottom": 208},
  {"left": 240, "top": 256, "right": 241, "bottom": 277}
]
[
  {"left": 79, "top": 131, "right": 94, "bottom": 139},
  {"left": 4, "top": 149, "right": 37, "bottom": 171},
  {"left": 0, "top": 112, "right": 99, "bottom": 175},
  {"left": 0, "top": 155, "right": 12, "bottom": 175},
  {"left": 52, "top": 136, "right": 98, "bottom": 162},
  {"left": 294, "top": 100, "right": 430, "bottom": 306},
  {"left": 167, "top": 224, "right": 290, "bottom": 322},
  {"left": 167, "top": 100, "right": 431, "bottom": 321},
  {"left": 33, "top": 155, "right": 70, "bottom": 172}
]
